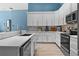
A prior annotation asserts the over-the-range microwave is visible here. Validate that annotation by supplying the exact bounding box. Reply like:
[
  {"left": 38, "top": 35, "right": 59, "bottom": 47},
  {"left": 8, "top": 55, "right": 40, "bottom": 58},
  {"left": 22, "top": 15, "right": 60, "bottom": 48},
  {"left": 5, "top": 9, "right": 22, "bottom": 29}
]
[{"left": 66, "top": 10, "right": 78, "bottom": 24}]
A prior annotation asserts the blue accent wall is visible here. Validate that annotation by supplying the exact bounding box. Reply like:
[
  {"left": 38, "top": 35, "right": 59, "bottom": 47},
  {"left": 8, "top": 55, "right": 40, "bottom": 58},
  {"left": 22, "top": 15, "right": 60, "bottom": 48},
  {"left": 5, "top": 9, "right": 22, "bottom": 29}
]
[
  {"left": 0, "top": 10, "right": 27, "bottom": 32},
  {"left": 28, "top": 3, "right": 63, "bottom": 12}
]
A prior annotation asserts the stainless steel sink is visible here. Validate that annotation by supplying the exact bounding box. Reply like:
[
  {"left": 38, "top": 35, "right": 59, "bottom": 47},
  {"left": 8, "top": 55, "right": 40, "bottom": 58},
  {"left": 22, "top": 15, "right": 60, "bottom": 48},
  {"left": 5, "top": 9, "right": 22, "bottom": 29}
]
[{"left": 20, "top": 34, "right": 31, "bottom": 36}]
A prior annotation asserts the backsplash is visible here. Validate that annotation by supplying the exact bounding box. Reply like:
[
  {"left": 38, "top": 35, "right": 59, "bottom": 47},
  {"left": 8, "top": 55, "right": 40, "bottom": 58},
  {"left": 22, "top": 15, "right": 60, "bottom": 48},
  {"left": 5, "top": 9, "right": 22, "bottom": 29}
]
[{"left": 27, "top": 26, "right": 62, "bottom": 31}]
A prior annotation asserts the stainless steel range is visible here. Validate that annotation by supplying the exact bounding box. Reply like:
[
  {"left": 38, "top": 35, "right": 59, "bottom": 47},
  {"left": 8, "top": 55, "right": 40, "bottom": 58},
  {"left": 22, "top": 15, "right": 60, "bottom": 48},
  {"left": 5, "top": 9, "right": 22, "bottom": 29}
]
[{"left": 61, "top": 33, "right": 70, "bottom": 56}]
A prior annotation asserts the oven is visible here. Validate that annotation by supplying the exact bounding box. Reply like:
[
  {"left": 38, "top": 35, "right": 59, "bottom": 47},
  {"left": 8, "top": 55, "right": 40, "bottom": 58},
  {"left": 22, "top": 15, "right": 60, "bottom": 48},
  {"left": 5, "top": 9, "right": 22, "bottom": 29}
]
[{"left": 61, "top": 33, "right": 70, "bottom": 56}]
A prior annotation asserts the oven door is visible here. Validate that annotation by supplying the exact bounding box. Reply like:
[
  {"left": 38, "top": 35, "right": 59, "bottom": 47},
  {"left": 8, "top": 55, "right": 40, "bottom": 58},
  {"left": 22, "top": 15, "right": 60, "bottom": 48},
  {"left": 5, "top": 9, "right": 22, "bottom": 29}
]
[{"left": 61, "top": 34, "right": 70, "bottom": 55}]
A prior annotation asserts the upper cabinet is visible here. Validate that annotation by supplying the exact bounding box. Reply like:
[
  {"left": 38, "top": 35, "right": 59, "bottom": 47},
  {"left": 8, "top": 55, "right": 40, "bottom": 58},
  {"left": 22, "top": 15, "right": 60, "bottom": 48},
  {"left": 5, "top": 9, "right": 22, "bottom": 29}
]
[
  {"left": 54, "top": 11, "right": 59, "bottom": 26},
  {"left": 55, "top": 3, "right": 77, "bottom": 25},
  {"left": 71, "top": 3, "right": 77, "bottom": 12},
  {"left": 0, "top": 3, "right": 28, "bottom": 10},
  {"left": 27, "top": 3, "right": 77, "bottom": 26},
  {"left": 27, "top": 12, "right": 55, "bottom": 26}
]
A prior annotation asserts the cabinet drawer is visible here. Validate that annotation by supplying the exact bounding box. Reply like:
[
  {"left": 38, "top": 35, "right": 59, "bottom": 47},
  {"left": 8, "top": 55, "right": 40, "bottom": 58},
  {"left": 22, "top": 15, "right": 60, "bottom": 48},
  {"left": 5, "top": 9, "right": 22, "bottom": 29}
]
[
  {"left": 70, "top": 38, "right": 77, "bottom": 42},
  {"left": 70, "top": 40, "right": 77, "bottom": 51},
  {"left": 70, "top": 48, "right": 78, "bottom": 56}
]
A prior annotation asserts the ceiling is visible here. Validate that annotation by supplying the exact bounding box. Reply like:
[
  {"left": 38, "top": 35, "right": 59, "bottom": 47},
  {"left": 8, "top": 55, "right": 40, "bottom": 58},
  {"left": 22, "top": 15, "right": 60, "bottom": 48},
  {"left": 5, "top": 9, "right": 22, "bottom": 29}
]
[{"left": 28, "top": 3, "right": 63, "bottom": 12}]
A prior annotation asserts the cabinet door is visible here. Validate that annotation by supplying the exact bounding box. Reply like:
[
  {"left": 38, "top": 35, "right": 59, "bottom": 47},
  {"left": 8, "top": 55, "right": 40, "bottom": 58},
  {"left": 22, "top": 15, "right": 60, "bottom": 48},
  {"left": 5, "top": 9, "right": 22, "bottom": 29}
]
[
  {"left": 58, "top": 8, "right": 64, "bottom": 25},
  {"left": 42, "top": 13, "right": 47, "bottom": 26},
  {"left": 27, "top": 13, "right": 33, "bottom": 26},
  {"left": 37, "top": 13, "right": 43, "bottom": 26},
  {"left": 36, "top": 32, "right": 43, "bottom": 42},
  {"left": 71, "top": 3, "right": 77, "bottom": 12},
  {"left": 47, "top": 32, "right": 52, "bottom": 42},
  {"left": 23, "top": 41, "right": 31, "bottom": 56},
  {"left": 51, "top": 13, "right": 55, "bottom": 26},
  {"left": 46, "top": 32, "right": 56, "bottom": 42},
  {"left": 41, "top": 32, "right": 46, "bottom": 42},
  {"left": 32, "top": 13, "right": 38, "bottom": 26},
  {"left": 64, "top": 3, "right": 71, "bottom": 15},
  {"left": 55, "top": 32, "right": 61, "bottom": 47},
  {"left": 54, "top": 11, "right": 59, "bottom": 26},
  {"left": 46, "top": 13, "right": 54, "bottom": 26},
  {"left": 70, "top": 37, "right": 78, "bottom": 56}
]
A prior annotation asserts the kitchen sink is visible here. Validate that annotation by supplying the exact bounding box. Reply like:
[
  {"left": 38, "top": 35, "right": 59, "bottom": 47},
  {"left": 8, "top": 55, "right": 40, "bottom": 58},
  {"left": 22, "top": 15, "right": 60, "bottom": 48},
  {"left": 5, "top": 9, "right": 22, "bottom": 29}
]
[{"left": 20, "top": 34, "right": 32, "bottom": 36}]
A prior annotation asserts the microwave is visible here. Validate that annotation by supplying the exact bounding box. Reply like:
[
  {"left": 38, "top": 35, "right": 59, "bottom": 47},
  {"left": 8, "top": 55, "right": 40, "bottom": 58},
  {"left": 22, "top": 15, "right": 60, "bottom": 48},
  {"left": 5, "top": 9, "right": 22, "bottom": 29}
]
[
  {"left": 66, "top": 10, "right": 78, "bottom": 24},
  {"left": 66, "top": 14, "right": 72, "bottom": 24},
  {"left": 71, "top": 10, "right": 77, "bottom": 22}
]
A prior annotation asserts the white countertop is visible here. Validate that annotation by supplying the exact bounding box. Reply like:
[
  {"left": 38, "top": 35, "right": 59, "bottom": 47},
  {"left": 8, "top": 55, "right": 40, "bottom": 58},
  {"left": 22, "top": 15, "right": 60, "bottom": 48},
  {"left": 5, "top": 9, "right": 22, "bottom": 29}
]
[
  {"left": 70, "top": 35, "right": 77, "bottom": 38},
  {"left": 0, "top": 33, "right": 35, "bottom": 47}
]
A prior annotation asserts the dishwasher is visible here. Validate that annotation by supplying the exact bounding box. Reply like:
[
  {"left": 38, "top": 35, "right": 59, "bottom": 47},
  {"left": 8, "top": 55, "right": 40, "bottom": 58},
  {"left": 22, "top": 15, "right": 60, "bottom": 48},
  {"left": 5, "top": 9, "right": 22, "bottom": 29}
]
[{"left": 20, "top": 39, "right": 31, "bottom": 56}]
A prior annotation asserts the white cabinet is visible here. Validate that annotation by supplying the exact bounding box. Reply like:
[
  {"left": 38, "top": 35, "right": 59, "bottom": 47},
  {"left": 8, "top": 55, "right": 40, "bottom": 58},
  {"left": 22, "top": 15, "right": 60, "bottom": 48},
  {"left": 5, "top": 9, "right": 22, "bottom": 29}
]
[
  {"left": 36, "top": 32, "right": 56, "bottom": 43},
  {"left": 47, "top": 32, "right": 56, "bottom": 42},
  {"left": 27, "top": 12, "right": 55, "bottom": 26},
  {"left": 58, "top": 9, "right": 64, "bottom": 25},
  {"left": 54, "top": 11, "right": 59, "bottom": 26},
  {"left": 71, "top": 3, "right": 77, "bottom": 12},
  {"left": 42, "top": 12, "right": 55, "bottom": 26},
  {"left": 55, "top": 32, "right": 61, "bottom": 47},
  {"left": 63, "top": 3, "right": 71, "bottom": 15},
  {"left": 58, "top": 3, "right": 71, "bottom": 25},
  {"left": 36, "top": 32, "right": 42, "bottom": 42},
  {"left": 46, "top": 13, "right": 55, "bottom": 26},
  {"left": 55, "top": 3, "right": 72, "bottom": 26},
  {"left": 36, "top": 32, "right": 47, "bottom": 42},
  {"left": 27, "top": 13, "right": 33, "bottom": 26},
  {"left": 42, "top": 13, "right": 47, "bottom": 26},
  {"left": 70, "top": 36, "right": 78, "bottom": 56}
]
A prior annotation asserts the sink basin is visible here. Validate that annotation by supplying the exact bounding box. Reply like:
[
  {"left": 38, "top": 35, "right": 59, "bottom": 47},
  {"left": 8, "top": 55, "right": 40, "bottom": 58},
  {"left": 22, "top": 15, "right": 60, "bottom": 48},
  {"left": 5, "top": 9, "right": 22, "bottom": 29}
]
[{"left": 20, "top": 34, "right": 32, "bottom": 36}]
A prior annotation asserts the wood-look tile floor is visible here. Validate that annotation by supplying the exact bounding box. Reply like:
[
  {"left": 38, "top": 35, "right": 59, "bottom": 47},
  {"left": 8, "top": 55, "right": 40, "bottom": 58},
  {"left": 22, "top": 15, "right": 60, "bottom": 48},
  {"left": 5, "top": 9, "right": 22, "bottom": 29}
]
[{"left": 35, "top": 43, "right": 64, "bottom": 56}]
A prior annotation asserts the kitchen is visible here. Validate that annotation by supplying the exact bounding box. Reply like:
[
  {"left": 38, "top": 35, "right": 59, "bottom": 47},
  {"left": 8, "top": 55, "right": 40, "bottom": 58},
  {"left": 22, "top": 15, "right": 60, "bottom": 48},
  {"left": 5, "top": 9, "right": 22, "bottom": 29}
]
[{"left": 0, "top": 3, "right": 78, "bottom": 56}]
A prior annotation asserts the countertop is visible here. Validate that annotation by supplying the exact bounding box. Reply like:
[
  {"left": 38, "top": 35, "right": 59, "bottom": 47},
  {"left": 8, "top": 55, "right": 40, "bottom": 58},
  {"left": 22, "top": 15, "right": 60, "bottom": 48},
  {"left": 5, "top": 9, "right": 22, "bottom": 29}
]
[
  {"left": 59, "top": 32, "right": 78, "bottom": 38},
  {"left": 0, "top": 33, "right": 35, "bottom": 47},
  {"left": 70, "top": 35, "right": 77, "bottom": 38}
]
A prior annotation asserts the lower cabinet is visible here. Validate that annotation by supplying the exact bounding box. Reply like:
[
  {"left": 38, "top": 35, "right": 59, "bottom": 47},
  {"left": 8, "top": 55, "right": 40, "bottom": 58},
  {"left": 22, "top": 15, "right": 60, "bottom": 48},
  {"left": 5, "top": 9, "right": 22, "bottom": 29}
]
[
  {"left": 20, "top": 39, "right": 31, "bottom": 56},
  {"left": 31, "top": 34, "right": 37, "bottom": 56},
  {"left": 36, "top": 32, "right": 56, "bottom": 43},
  {"left": 35, "top": 32, "right": 61, "bottom": 46},
  {"left": 47, "top": 32, "right": 56, "bottom": 42},
  {"left": 22, "top": 42, "right": 31, "bottom": 56},
  {"left": 0, "top": 39, "right": 31, "bottom": 56},
  {"left": 31, "top": 31, "right": 62, "bottom": 53},
  {"left": 55, "top": 32, "right": 61, "bottom": 47},
  {"left": 70, "top": 36, "right": 78, "bottom": 56}
]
